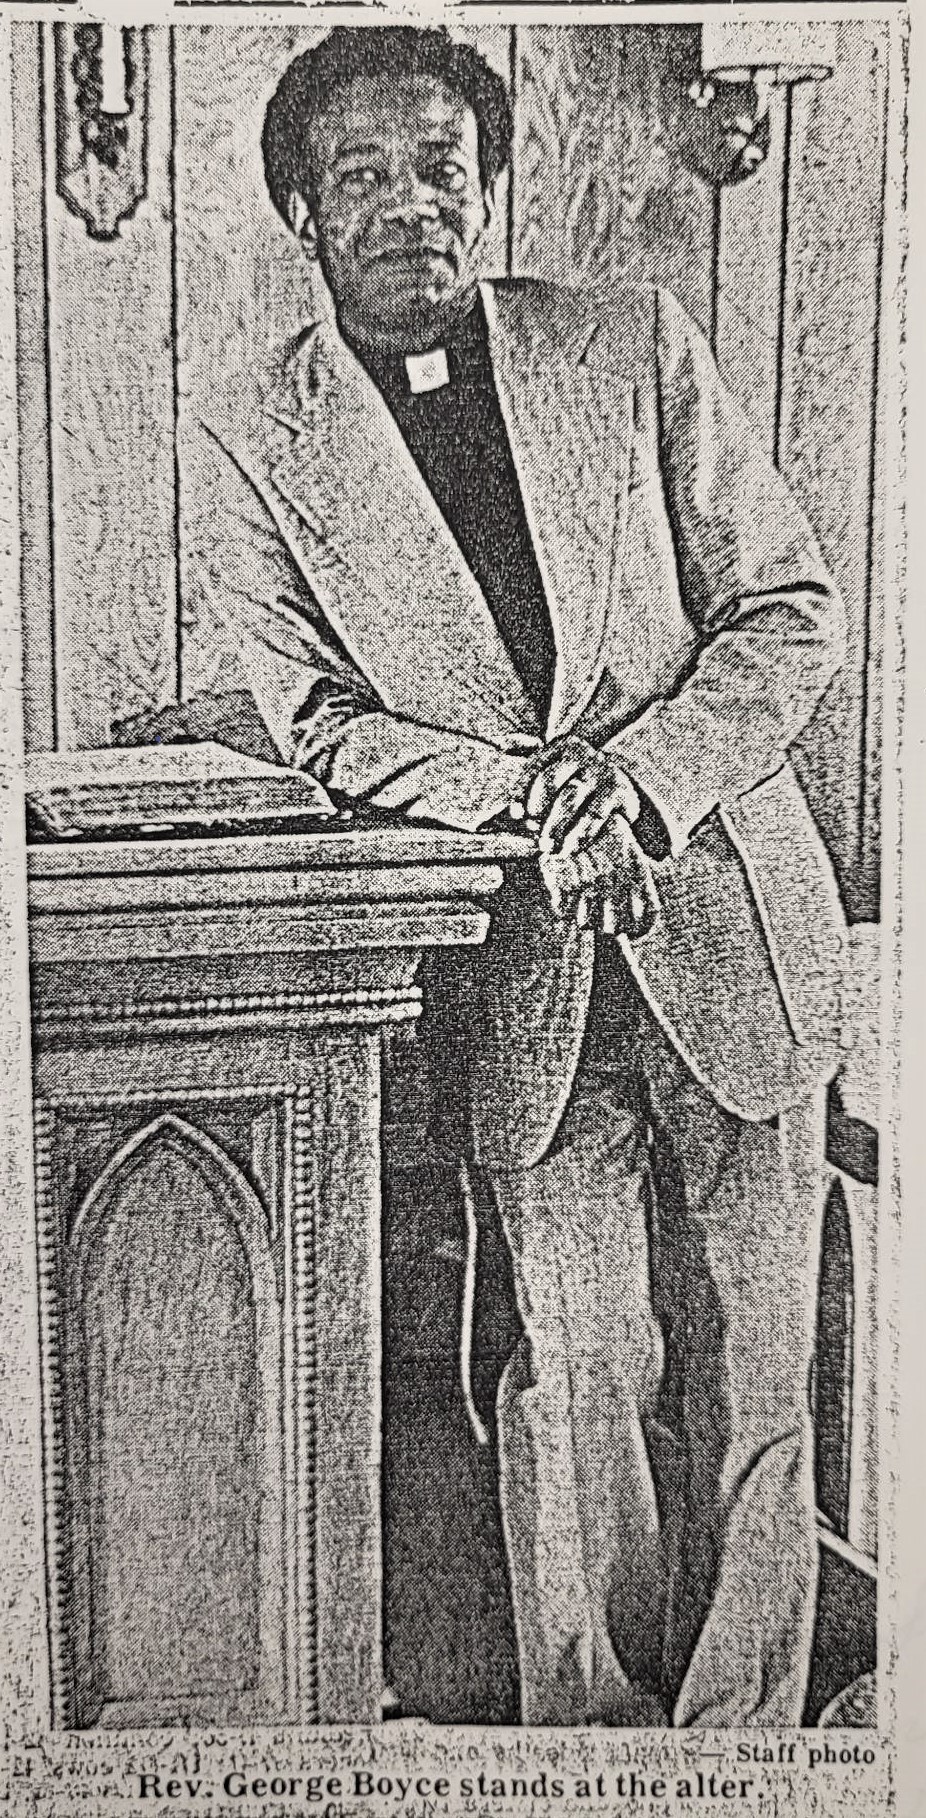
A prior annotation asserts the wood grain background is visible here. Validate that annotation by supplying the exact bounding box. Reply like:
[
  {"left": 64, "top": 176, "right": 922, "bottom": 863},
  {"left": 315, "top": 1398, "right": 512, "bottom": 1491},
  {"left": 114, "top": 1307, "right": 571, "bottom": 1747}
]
[{"left": 12, "top": 20, "right": 891, "bottom": 918}]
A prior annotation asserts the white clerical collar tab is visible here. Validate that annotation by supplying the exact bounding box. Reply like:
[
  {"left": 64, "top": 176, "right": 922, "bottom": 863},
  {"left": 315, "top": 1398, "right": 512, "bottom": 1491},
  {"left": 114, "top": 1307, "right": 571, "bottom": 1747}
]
[{"left": 405, "top": 348, "right": 449, "bottom": 394}]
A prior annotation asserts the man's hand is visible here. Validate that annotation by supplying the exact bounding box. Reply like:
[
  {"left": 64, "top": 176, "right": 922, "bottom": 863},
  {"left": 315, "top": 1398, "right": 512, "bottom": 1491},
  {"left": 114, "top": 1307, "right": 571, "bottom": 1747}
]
[
  {"left": 511, "top": 739, "right": 660, "bottom": 939},
  {"left": 519, "top": 738, "right": 641, "bottom": 855}
]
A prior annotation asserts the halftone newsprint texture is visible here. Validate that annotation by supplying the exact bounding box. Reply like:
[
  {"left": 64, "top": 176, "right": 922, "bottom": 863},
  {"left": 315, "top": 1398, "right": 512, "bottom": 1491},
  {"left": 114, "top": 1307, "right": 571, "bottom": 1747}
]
[{"left": 0, "top": 2, "right": 913, "bottom": 1816}]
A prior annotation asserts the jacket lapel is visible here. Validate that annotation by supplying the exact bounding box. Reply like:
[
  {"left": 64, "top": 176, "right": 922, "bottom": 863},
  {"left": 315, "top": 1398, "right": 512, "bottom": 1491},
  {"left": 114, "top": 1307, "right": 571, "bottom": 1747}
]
[
  {"left": 267, "top": 320, "right": 538, "bottom": 750},
  {"left": 264, "top": 281, "right": 635, "bottom": 749},
  {"left": 483, "top": 283, "right": 635, "bottom": 741}
]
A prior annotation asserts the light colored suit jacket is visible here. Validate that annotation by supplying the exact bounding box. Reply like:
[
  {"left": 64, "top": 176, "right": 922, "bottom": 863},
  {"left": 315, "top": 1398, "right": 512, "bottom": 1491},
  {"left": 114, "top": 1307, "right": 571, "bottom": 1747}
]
[{"left": 192, "top": 277, "right": 848, "bottom": 1164}]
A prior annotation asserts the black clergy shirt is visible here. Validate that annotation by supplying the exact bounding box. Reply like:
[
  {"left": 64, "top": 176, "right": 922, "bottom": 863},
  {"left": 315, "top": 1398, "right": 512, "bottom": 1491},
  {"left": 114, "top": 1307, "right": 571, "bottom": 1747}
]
[{"left": 343, "top": 297, "right": 558, "bottom": 733}]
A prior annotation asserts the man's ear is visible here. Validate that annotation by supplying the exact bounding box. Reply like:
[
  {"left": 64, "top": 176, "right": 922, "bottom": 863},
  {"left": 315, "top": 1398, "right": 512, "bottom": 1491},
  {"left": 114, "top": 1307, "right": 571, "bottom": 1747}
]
[{"left": 286, "top": 189, "right": 318, "bottom": 256}]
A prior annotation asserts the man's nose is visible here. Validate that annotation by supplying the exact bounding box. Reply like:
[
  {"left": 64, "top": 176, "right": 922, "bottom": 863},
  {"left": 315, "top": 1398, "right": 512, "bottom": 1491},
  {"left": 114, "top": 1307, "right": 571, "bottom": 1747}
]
[{"left": 377, "top": 170, "right": 440, "bottom": 224}]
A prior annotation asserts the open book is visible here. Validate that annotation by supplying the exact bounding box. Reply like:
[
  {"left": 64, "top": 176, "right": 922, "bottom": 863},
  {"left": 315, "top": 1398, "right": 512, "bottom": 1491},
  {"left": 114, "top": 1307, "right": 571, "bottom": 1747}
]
[{"left": 25, "top": 742, "right": 344, "bottom": 840}]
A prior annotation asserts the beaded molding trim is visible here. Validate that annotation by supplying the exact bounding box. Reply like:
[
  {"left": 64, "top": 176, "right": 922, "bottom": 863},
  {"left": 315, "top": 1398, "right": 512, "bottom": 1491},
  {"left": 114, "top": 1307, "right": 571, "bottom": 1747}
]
[
  {"left": 35, "top": 984, "right": 422, "bottom": 1036},
  {"left": 32, "top": 1102, "right": 76, "bottom": 1728}
]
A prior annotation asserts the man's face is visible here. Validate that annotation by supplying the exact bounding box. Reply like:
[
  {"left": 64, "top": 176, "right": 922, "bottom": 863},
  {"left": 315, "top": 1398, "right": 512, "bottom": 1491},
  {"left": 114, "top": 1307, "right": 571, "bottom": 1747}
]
[{"left": 304, "top": 72, "right": 495, "bottom": 353}]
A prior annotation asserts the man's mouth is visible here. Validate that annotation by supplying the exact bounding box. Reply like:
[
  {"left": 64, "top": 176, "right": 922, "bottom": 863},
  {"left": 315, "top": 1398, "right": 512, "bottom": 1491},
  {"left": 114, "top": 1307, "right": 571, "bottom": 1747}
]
[{"left": 368, "top": 246, "right": 453, "bottom": 270}]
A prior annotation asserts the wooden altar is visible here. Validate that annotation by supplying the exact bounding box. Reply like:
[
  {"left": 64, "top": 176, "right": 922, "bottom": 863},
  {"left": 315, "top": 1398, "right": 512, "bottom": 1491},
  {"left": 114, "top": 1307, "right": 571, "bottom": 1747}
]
[{"left": 26, "top": 814, "right": 526, "bottom": 1731}]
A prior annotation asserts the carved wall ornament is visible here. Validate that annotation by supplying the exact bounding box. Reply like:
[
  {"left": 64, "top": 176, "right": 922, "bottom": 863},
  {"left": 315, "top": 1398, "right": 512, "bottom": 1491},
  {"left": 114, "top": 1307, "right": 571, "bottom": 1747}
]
[
  {"left": 665, "top": 20, "right": 835, "bottom": 189},
  {"left": 665, "top": 70, "right": 774, "bottom": 188},
  {"left": 53, "top": 23, "right": 150, "bottom": 240}
]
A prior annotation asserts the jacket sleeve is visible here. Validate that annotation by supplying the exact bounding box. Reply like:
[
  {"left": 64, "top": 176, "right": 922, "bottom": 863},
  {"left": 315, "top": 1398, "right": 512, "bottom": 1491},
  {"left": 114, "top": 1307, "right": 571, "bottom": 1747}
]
[
  {"left": 604, "top": 286, "right": 847, "bottom": 858},
  {"left": 191, "top": 423, "right": 537, "bottom": 831}
]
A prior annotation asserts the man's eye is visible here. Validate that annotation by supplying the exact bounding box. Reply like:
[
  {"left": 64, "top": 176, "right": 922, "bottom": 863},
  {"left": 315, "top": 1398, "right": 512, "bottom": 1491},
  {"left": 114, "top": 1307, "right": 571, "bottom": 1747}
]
[
  {"left": 338, "top": 166, "right": 381, "bottom": 195},
  {"left": 424, "top": 160, "right": 468, "bottom": 193}
]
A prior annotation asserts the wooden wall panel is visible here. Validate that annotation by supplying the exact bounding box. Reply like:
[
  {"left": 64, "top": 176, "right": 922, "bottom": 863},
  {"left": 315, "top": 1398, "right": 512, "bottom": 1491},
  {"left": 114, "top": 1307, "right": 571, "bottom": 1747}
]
[
  {"left": 42, "top": 25, "right": 177, "bottom": 749},
  {"left": 858, "top": 22, "right": 896, "bottom": 923},
  {"left": 715, "top": 85, "right": 788, "bottom": 455},
  {"left": 39, "top": 1100, "right": 289, "bottom": 1729},
  {"left": 511, "top": 25, "right": 715, "bottom": 335},
  {"left": 861, "top": 241, "right": 888, "bottom": 922},
  {"left": 11, "top": 25, "right": 55, "bottom": 750},
  {"left": 75, "top": 1139, "right": 262, "bottom": 1711},
  {"left": 776, "top": 22, "right": 888, "bottom": 917}
]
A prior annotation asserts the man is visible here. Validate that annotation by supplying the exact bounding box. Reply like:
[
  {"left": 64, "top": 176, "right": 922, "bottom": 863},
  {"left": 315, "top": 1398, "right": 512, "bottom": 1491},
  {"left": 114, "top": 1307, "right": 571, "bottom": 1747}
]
[{"left": 190, "top": 25, "right": 847, "bottom": 1726}]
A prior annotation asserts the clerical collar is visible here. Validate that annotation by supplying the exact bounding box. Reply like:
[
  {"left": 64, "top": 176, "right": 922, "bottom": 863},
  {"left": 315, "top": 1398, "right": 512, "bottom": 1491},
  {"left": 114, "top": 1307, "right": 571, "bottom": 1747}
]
[
  {"left": 340, "top": 296, "right": 489, "bottom": 401},
  {"left": 404, "top": 347, "right": 450, "bottom": 394}
]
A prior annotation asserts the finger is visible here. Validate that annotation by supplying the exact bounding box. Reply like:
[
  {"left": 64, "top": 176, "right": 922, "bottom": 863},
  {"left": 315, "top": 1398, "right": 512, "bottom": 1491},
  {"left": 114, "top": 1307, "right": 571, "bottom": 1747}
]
[
  {"left": 539, "top": 768, "right": 602, "bottom": 852},
  {"left": 626, "top": 870, "right": 661, "bottom": 941},
  {"left": 521, "top": 753, "right": 567, "bottom": 823},
  {"left": 541, "top": 852, "right": 585, "bottom": 923},
  {"left": 522, "top": 736, "right": 595, "bottom": 815},
  {"left": 574, "top": 845, "right": 603, "bottom": 888},
  {"left": 551, "top": 877, "right": 585, "bottom": 921},
  {"left": 540, "top": 865, "right": 563, "bottom": 916},
  {"left": 580, "top": 888, "right": 620, "bottom": 933},
  {"left": 540, "top": 852, "right": 567, "bottom": 919},
  {"left": 573, "top": 830, "right": 636, "bottom": 891},
  {"left": 572, "top": 838, "right": 653, "bottom": 936},
  {"left": 543, "top": 765, "right": 642, "bottom": 859},
  {"left": 507, "top": 800, "right": 540, "bottom": 832},
  {"left": 558, "top": 791, "right": 631, "bottom": 861},
  {"left": 525, "top": 752, "right": 586, "bottom": 825},
  {"left": 575, "top": 881, "right": 630, "bottom": 936}
]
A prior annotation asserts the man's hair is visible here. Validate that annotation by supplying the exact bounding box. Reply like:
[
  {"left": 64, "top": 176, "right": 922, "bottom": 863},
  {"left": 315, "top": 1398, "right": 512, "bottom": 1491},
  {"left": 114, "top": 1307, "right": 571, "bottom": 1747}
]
[{"left": 262, "top": 27, "right": 513, "bottom": 222}]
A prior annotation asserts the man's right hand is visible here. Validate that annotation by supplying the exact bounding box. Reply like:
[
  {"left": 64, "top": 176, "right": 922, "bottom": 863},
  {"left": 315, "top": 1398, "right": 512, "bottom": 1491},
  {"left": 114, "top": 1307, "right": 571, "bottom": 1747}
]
[{"left": 539, "top": 822, "right": 661, "bottom": 941}]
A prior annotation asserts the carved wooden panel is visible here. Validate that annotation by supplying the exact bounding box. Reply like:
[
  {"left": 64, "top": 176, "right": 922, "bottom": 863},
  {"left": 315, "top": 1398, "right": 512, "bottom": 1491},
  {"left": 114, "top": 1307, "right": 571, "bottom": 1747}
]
[
  {"left": 37, "top": 1100, "right": 287, "bottom": 1728},
  {"left": 32, "top": 1101, "right": 72, "bottom": 1728},
  {"left": 33, "top": 1024, "right": 392, "bottom": 1726},
  {"left": 288, "top": 1037, "right": 384, "bottom": 1724},
  {"left": 53, "top": 25, "right": 150, "bottom": 243}
]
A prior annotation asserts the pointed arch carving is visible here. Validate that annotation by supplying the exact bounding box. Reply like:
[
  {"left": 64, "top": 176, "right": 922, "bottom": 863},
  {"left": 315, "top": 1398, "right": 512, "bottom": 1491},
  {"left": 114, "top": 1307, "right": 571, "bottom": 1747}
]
[
  {"left": 62, "top": 1112, "right": 285, "bottom": 1726},
  {"left": 68, "top": 1112, "right": 272, "bottom": 1264}
]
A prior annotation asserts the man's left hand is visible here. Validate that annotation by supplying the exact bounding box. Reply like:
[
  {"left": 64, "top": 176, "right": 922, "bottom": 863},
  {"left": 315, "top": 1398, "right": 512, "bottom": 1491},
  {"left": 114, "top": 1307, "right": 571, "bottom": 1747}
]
[
  {"left": 520, "top": 738, "right": 641, "bottom": 854},
  {"left": 512, "top": 740, "right": 660, "bottom": 939}
]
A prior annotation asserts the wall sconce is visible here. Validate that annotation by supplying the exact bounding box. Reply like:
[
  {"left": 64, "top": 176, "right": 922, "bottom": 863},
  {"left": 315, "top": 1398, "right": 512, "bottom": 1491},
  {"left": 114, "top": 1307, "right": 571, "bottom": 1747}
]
[
  {"left": 668, "top": 21, "right": 835, "bottom": 187},
  {"left": 53, "top": 23, "right": 150, "bottom": 240}
]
